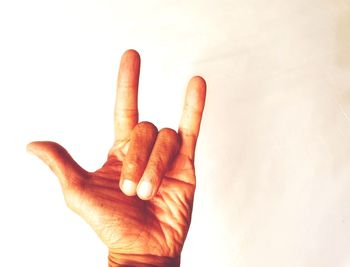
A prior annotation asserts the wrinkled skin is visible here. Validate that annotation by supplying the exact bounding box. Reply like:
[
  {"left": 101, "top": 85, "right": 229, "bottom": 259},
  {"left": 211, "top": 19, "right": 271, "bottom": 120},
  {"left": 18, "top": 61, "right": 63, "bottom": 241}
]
[{"left": 28, "top": 50, "right": 206, "bottom": 266}]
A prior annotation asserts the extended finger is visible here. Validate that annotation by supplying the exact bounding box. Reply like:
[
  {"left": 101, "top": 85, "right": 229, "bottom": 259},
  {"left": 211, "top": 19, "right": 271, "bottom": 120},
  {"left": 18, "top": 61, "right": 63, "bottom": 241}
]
[
  {"left": 27, "top": 141, "right": 87, "bottom": 211},
  {"left": 137, "top": 128, "right": 179, "bottom": 200},
  {"left": 119, "top": 122, "right": 158, "bottom": 196},
  {"left": 114, "top": 49, "right": 141, "bottom": 142},
  {"left": 178, "top": 76, "right": 206, "bottom": 160}
]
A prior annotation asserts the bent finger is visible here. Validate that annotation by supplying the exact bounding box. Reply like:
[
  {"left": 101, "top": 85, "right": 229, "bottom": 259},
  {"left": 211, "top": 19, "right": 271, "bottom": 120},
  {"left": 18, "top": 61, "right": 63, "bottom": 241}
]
[
  {"left": 119, "top": 122, "right": 158, "bottom": 196},
  {"left": 137, "top": 128, "right": 179, "bottom": 200}
]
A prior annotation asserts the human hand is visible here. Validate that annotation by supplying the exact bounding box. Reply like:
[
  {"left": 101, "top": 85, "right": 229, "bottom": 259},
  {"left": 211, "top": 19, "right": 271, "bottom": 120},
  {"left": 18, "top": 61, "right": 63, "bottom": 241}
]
[{"left": 27, "top": 50, "right": 206, "bottom": 267}]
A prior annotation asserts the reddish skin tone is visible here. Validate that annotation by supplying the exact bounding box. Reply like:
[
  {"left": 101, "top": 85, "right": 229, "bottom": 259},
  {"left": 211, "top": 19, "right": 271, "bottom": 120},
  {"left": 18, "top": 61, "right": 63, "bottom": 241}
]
[{"left": 28, "top": 50, "right": 206, "bottom": 267}]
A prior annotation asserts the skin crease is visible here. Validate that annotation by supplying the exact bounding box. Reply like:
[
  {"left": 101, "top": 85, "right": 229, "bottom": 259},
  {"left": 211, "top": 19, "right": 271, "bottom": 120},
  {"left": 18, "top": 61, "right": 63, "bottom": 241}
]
[{"left": 27, "top": 50, "right": 206, "bottom": 267}]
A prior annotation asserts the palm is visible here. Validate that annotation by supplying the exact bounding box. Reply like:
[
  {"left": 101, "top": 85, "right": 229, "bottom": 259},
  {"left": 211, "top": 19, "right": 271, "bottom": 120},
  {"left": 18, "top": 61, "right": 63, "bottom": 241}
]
[
  {"left": 79, "top": 149, "right": 196, "bottom": 257},
  {"left": 28, "top": 50, "right": 206, "bottom": 262}
]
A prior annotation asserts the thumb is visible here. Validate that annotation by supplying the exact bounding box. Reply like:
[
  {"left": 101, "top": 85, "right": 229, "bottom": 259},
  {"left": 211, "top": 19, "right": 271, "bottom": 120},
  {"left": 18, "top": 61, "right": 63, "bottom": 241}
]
[{"left": 27, "top": 141, "right": 86, "bottom": 190}]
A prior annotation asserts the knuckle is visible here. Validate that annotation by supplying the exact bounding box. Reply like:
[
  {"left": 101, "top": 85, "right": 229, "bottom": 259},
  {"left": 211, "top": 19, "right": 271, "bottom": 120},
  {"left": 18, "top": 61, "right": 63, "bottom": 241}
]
[
  {"left": 136, "top": 121, "right": 158, "bottom": 133},
  {"left": 63, "top": 180, "right": 85, "bottom": 211},
  {"left": 64, "top": 191, "right": 82, "bottom": 212},
  {"left": 64, "top": 193, "right": 75, "bottom": 210},
  {"left": 159, "top": 128, "right": 178, "bottom": 139},
  {"left": 148, "top": 157, "right": 165, "bottom": 175},
  {"left": 133, "top": 121, "right": 158, "bottom": 140},
  {"left": 159, "top": 128, "right": 179, "bottom": 150},
  {"left": 125, "top": 158, "right": 141, "bottom": 172}
]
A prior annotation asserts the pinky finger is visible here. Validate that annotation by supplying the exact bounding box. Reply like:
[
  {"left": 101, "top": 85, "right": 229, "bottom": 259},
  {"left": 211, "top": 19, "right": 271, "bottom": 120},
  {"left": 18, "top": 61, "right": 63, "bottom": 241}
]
[
  {"left": 137, "top": 128, "right": 179, "bottom": 200},
  {"left": 178, "top": 76, "right": 206, "bottom": 160}
]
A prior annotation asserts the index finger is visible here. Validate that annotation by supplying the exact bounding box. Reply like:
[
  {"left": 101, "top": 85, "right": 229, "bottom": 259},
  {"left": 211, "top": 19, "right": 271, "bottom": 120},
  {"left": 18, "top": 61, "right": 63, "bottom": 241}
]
[
  {"left": 178, "top": 76, "right": 206, "bottom": 160},
  {"left": 114, "top": 50, "right": 141, "bottom": 142}
]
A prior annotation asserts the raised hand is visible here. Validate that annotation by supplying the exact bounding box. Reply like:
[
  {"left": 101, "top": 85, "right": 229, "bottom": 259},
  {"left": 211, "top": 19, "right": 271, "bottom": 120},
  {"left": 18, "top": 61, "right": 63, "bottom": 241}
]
[{"left": 27, "top": 50, "right": 206, "bottom": 267}]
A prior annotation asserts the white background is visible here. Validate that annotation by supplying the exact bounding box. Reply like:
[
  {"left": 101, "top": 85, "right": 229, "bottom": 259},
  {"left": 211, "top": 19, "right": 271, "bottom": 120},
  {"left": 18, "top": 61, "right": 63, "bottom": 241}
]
[{"left": 1, "top": 0, "right": 350, "bottom": 266}]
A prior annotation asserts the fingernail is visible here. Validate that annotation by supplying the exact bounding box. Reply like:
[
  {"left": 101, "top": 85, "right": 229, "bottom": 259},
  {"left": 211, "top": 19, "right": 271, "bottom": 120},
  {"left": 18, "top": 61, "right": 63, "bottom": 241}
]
[
  {"left": 122, "top": 179, "right": 137, "bottom": 196},
  {"left": 137, "top": 181, "right": 153, "bottom": 200}
]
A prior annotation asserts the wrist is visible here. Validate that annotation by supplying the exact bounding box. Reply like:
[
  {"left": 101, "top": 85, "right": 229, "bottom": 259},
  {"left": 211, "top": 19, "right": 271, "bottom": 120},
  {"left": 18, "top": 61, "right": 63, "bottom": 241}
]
[{"left": 108, "top": 252, "right": 180, "bottom": 267}]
